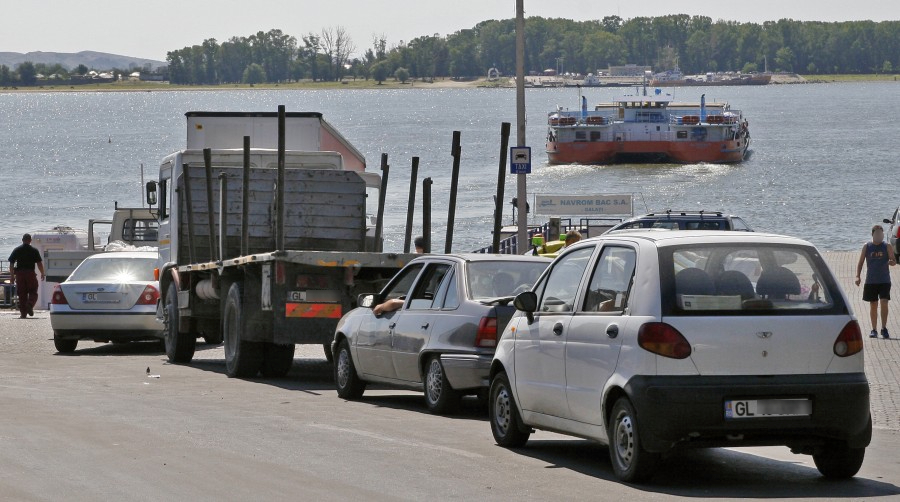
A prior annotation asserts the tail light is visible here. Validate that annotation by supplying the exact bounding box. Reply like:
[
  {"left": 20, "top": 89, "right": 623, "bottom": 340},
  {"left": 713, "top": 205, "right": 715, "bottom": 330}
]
[
  {"left": 895, "top": 226, "right": 900, "bottom": 239},
  {"left": 638, "top": 322, "right": 691, "bottom": 359},
  {"left": 834, "top": 320, "right": 863, "bottom": 357},
  {"left": 51, "top": 285, "right": 68, "bottom": 305},
  {"left": 153, "top": 268, "right": 160, "bottom": 281},
  {"left": 136, "top": 285, "right": 160, "bottom": 305},
  {"left": 475, "top": 316, "right": 498, "bottom": 348}
]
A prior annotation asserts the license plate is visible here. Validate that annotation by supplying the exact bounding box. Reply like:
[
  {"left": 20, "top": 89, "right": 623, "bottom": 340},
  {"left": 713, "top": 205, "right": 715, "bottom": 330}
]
[
  {"left": 725, "top": 399, "right": 812, "bottom": 419},
  {"left": 81, "top": 293, "right": 119, "bottom": 304}
]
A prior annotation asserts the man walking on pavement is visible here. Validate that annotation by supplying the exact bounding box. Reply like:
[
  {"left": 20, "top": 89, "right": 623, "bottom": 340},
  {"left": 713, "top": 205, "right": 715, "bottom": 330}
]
[{"left": 8, "top": 233, "right": 45, "bottom": 319}]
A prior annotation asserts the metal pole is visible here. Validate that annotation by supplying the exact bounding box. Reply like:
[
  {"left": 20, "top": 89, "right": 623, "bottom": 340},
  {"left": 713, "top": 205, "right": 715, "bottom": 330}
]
[
  {"left": 445, "top": 131, "right": 461, "bottom": 253},
  {"left": 493, "top": 122, "right": 511, "bottom": 253},
  {"left": 403, "top": 157, "right": 419, "bottom": 253},
  {"left": 182, "top": 163, "right": 196, "bottom": 264},
  {"left": 276, "top": 105, "right": 286, "bottom": 252},
  {"left": 422, "top": 177, "right": 433, "bottom": 253},
  {"left": 241, "top": 136, "right": 250, "bottom": 256},
  {"left": 203, "top": 148, "right": 216, "bottom": 261},
  {"left": 218, "top": 173, "right": 227, "bottom": 262},
  {"left": 374, "top": 153, "right": 389, "bottom": 252},
  {"left": 515, "top": 0, "right": 528, "bottom": 253}
]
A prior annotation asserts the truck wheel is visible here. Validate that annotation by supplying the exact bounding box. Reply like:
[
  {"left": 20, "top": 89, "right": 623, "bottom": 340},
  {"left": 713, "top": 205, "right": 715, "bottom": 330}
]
[
  {"left": 608, "top": 397, "right": 660, "bottom": 483},
  {"left": 334, "top": 339, "right": 365, "bottom": 399},
  {"left": 260, "top": 343, "right": 295, "bottom": 377},
  {"left": 489, "top": 371, "right": 530, "bottom": 447},
  {"left": 53, "top": 330, "right": 78, "bottom": 354},
  {"left": 164, "top": 283, "right": 195, "bottom": 363},
  {"left": 223, "top": 283, "right": 263, "bottom": 378},
  {"left": 813, "top": 442, "right": 865, "bottom": 478},
  {"left": 424, "top": 356, "right": 460, "bottom": 414}
]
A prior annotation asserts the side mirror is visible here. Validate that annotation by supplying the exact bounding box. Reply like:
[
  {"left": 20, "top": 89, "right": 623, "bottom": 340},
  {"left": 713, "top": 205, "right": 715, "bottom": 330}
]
[
  {"left": 146, "top": 181, "right": 158, "bottom": 206},
  {"left": 883, "top": 219, "right": 892, "bottom": 224},
  {"left": 514, "top": 291, "right": 538, "bottom": 324},
  {"left": 357, "top": 293, "right": 378, "bottom": 309}
]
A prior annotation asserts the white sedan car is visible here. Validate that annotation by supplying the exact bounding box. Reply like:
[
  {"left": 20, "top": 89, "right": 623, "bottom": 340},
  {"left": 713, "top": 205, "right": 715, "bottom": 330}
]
[
  {"left": 49, "top": 251, "right": 163, "bottom": 353},
  {"left": 489, "top": 231, "right": 870, "bottom": 483}
]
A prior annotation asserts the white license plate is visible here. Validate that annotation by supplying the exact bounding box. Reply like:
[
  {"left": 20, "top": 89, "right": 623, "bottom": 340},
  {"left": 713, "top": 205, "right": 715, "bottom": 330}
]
[
  {"left": 82, "top": 293, "right": 119, "bottom": 304},
  {"left": 725, "top": 399, "right": 812, "bottom": 419}
]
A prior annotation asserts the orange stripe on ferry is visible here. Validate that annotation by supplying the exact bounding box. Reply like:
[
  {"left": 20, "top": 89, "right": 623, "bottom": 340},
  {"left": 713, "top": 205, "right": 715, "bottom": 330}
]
[{"left": 285, "top": 303, "right": 342, "bottom": 318}]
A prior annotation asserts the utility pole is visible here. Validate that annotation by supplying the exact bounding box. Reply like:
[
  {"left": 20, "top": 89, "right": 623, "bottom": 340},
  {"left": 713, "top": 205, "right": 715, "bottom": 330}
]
[{"left": 515, "top": 0, "right": 527, "bottom": 253}]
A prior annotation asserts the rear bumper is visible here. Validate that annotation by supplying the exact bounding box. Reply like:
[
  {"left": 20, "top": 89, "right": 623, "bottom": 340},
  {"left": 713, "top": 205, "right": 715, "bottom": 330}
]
[
  {"left": 440, "top": 353, "right": 492, "bottom": 390},
  {"left": 50, "top": 311, "right": 164, "bottom": 334},
  {"left": 624, "top": 373, "right": 871, "bottom": 452}
]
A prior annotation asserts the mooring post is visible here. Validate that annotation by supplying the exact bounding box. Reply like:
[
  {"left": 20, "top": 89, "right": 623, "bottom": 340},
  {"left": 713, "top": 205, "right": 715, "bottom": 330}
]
[
  {"left": 374, "top": 153, "right": 389, "bottom": 252},
  {"left": 422, "top": 177, "right": 433, "bottom": 253},
  {"left": 494, "top": 123, "right": 511, "bottom": 253},
  {"left": 445, "top": 131, "right": 461, "bottom": 253},
  {"left": 403, "top": 157, "right": 419, "bottom": 253}
]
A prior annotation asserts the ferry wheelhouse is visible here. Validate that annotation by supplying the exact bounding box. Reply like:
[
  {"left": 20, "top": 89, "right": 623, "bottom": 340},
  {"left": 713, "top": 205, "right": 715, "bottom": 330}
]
[{"left": 546, "top": 89, "right": 750, "bottom": 164}]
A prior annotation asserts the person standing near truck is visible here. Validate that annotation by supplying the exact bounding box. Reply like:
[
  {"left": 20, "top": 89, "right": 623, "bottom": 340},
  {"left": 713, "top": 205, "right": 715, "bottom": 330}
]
[
  {"left": 8, "top": 233, "right": 45, "bottom": 319},
  {"left": 855, "top": 225, "right": 896, "bottom": 338}
]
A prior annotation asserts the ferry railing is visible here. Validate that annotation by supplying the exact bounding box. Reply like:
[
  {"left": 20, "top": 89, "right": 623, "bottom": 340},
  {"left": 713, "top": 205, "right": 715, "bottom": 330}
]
[{"left": 472, "top": 218, "right": 623, "bottom": 255}]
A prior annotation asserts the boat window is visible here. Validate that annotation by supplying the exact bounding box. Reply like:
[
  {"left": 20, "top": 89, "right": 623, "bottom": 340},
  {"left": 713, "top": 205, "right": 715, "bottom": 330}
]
[
  {"left": 575, "top": 131, "right": 587, "bottom": 141},
  {"left": 590, "top": 131, "right": 602, "bottom": 142}
]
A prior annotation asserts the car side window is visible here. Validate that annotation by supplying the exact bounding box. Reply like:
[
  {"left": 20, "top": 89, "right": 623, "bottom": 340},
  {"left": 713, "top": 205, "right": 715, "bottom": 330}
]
[
  {"left": 381, "top": 264, "right": 424, "bottom": 303},
  {"left": 538, "top": 246, "right": 594, "bottom": 313},
  {"left": 407, "top": 264, "right": 451, "bottom": 310},
  {"left": 583, "top": 246, "right": 637, "bottom": 313},
  {"left": 731, "top": 218, "right": 750, "bottom": 231},
  {"left": 435, "top": 270, "right": 459, "bottom": 309}
]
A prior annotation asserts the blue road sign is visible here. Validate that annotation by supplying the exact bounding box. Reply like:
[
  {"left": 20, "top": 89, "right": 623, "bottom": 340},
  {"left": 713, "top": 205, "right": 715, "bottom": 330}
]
[{"left": 510, "top": 146, "right": 531, "bottom": 174}]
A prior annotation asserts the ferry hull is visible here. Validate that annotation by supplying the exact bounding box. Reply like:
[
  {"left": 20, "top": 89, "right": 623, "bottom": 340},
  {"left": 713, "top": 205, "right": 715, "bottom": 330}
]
[{"left": 546, "top": 139, "right": 748, "bottom": 165}]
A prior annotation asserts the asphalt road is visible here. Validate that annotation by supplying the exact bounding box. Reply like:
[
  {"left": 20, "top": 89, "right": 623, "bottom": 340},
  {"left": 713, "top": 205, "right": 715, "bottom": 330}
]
[{"left": 1, "top": 308, "right": 899, "bottom": 502}]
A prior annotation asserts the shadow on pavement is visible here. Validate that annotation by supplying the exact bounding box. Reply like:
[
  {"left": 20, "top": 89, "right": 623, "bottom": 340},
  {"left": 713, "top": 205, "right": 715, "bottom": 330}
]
[{"left": 509, "top": 440, "right": 900, "bottom": 497}]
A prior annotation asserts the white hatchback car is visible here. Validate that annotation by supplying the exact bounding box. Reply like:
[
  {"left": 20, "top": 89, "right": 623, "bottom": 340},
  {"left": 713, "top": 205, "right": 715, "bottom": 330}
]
[
  {"left": 49, "top": 251, "right": 163, "bottom": 353},
  {"left": 489, "top": 231, "right": 870, "bottom": 483}
]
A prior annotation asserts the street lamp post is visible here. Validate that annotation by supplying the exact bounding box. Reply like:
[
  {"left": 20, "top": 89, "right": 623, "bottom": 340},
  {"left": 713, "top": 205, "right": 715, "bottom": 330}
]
[{"left": 515, "top": 0, "right": 527, "bottom": 253}]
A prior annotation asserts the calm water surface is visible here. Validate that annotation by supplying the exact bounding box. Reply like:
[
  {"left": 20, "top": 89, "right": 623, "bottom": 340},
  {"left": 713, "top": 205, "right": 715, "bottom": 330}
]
[{"left": 2, "top": 82, "right": 897, "bottom": 254}]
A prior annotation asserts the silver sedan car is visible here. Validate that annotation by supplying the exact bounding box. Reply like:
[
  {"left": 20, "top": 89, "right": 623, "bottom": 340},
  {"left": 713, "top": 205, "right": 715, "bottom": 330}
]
[
  {"left": 332, "top": 253, "right": 550, "bottom": 414},
  {"left": 49, "top": 251, "right": 163, "bottom": 353}
]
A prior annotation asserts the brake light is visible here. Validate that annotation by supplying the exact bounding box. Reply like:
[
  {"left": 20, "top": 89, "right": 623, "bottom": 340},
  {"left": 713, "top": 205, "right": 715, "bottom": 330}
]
[
  {"left": 153, "top": 268, "right": 160, "bottom": 281},
  {"left": 475, "top": 316, "right": 498, "bottom": 347},
  {"left": 834, "top": 320, "right": 863, "bottom": 357},
  {"left": 895, "top": 226, "right": 900, "bottom": 239},
  {"left": 638, "top": 322, "right": 691, "bottom": 359},
  {"left": 51, "top": 285, "right": 68, "bottom": 305},
  {"left": 136, "top": 285, "right": 160, "bottom": 305}
]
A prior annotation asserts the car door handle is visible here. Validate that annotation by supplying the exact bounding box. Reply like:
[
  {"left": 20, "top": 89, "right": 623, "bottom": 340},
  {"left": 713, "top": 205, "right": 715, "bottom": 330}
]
[
  {"left": 606, "top": 324, "right": 619, "bottom": 339},
  {"left": 421, "top": 322, "right": 429, "bottom": 329},
  {"left": 553, "top": 322, "right": 564, "bottom": 336}
]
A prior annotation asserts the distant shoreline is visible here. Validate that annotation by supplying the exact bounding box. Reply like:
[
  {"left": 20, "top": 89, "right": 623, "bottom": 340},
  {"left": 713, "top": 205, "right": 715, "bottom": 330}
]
[{"left": 1, "top": 74, "right": 897, "bottom": 93}]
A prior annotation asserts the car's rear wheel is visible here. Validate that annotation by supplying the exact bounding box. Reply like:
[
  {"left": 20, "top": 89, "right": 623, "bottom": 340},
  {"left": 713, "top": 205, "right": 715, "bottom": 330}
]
[
  {"left": 334, "top": 339, "right": 365, "bottom": 399},
  {"left": 608, "top": 397, "right": 660, "bottom": 483},
  {"left": 223, "top": 283, "right": 263, "bottom": 378},
  {"left": 260, "top": 343, "right": 295, "bottom": 377},
  {"left": 424, "top": 356, "right": 460, "bottom": 414},
  {"left": 53, "top": 330, "right": 77, "bottom": 353},
  {"left": 813, "top": 442, "right": 865, "bottom": 478},
  {"left": 489, "top": 371, "right": 530, "bottom": 447},
  {"left": 164, "top": 283, "right": 195, "bottom": 363}
]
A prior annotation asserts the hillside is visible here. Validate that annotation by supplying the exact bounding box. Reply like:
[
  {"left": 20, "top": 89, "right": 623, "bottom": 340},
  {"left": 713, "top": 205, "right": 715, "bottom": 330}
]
[{"left": 0, "top": 51, "right": 165, "bottom": 71}]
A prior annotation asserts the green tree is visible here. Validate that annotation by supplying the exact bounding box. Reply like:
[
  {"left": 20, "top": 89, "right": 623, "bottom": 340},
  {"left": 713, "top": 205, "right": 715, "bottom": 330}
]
[
  {"left": 394, "top": 67, "right": 409, "bottom": 83},
  {"left": 371, "top": 61, "right": 388, "bottom": 84},
  {"left": 75, "top": 64, "right": 89, "bottom": 76},
  {"left": 774, "top": 46, "right": 795, "bottom": 71},
  {"left": 882, "top": 60, "right": 893, "bottom": 73},
  {"left": 0, "top": 65, "right": 11, "bottom": 86},
  {"left": 242, "top": 63, "right": 267, "bottom": 83},
  {"left": 17, "top": 61, "right": 37, "bottom": 86}
]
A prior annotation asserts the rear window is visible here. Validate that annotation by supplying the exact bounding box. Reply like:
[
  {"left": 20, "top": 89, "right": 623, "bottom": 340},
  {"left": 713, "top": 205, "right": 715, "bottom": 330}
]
[
  {"left": 69, "top": 256, "right": 157, "bottom": 282},
  {"left": 660, "top": 244, "right": 845, "bottom": 315},
  {"left": 467, "top": 261, "right": 550, "bottom": 300}
]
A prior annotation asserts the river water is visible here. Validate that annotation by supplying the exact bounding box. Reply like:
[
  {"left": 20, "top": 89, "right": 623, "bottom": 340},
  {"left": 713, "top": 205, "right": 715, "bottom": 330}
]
[{"left": 2, "top": 82, "right": 897, "bottom": 254}]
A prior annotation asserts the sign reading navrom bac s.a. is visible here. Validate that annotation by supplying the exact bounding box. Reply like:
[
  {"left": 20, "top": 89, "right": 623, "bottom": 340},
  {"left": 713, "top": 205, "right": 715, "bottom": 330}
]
[{"left": 535, "top": 194, "right": 633, "bottom": 216}]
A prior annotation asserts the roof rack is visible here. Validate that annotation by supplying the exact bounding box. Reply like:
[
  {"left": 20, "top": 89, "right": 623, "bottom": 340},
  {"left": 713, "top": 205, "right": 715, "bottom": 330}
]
[{"left": 644, "top": 210, "right": 725, "bottom": 219}]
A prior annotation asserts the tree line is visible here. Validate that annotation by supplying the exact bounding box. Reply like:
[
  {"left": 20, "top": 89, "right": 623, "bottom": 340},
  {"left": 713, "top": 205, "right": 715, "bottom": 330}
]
[{"left": 3, "top": 15, "right": 898, "bottom": 86}]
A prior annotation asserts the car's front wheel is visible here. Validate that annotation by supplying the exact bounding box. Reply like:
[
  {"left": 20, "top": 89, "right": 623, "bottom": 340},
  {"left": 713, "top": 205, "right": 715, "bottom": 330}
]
[
  {"left": 489, "top": 371, "right": 530, "bottom": 447},
  {"left": 424, "top": 356, "right": 459, "bottom": 414},
  {"left": 813, "top": 441, "right": 865, "bottom": 478},
  {"left": 334, "top": 339, "right": 365, "bottom": 399},
  {"left": 53, "top": 330, "right": 77, "bottom": 353},
  {"left": 608, "top": 397, "right": 660, "bottom": 483}
]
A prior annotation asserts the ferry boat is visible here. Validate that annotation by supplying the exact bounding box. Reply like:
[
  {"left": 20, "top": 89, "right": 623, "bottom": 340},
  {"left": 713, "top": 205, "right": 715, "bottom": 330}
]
[{"left": 545, "top": 88, "right": 750, "bottom": 165}]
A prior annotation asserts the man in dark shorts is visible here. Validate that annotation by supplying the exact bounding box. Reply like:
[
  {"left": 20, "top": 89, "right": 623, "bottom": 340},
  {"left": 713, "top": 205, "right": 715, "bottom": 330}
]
[
  {"left": 8, "top": 233, "right": 45, "bottom": 319},
  {"left": 855, "top": 225, "right": 896, "bottom": 338}
]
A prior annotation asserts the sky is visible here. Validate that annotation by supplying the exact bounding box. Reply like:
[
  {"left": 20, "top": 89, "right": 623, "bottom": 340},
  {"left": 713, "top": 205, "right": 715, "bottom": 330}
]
[{"left": 3, "top": 0, "right": 899, "bottom": 62}]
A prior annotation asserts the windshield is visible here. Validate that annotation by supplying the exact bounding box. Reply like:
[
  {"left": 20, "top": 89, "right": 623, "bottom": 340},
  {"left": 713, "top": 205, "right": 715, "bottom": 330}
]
[
  {"left": 69, "top": 256, "right": 157, "bottom": 282},
  {"left": 661, "top": 244, "right": 842, "bottom": 315},
  {"left": 467, "top": 261, "right": 550, "bottom": 300}
]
